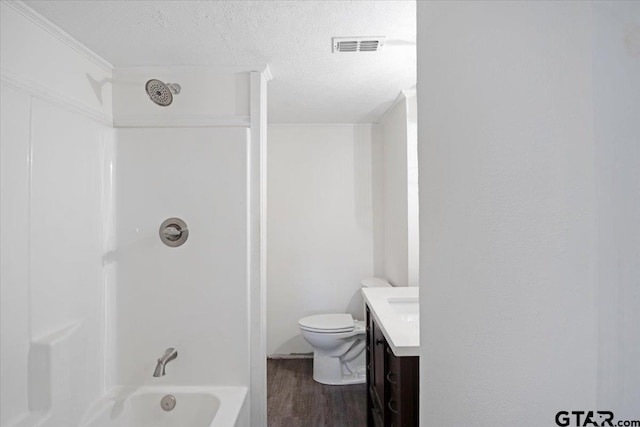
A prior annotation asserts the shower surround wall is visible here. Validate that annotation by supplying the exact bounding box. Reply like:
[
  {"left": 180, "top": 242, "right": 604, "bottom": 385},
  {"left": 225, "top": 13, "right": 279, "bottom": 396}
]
[
  {"left": 1, "top": 3, "right": 268, "bottom": 425},
  {"left": 110, "top": 66, "right": 267, "bottom": 425},
  {"left": 113, "top": 127, "right": 249, "bottom": 387},
  {"left": 1, "top": 2, "right": 113, "bottom": 426}
]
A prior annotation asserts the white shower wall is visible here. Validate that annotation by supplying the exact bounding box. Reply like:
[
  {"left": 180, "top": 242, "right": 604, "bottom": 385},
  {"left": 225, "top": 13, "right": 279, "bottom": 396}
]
[
  {"left": 1, "top": 3, "right": 267, "bottom": 425},
  {"left": 1, "top": 3, "right": 113, "bottom": 426},
  {"left": 113, "top": 127, "right": 250, "bottom": 386},
  {"left": 108, "top": 66, "right": 267, "bottom": 425}
]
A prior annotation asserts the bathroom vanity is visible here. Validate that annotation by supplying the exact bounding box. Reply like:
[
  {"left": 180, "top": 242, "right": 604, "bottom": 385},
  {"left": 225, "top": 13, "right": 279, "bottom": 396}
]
[{"left": 362, "top": 287, "right": 419, "bottom": 427}]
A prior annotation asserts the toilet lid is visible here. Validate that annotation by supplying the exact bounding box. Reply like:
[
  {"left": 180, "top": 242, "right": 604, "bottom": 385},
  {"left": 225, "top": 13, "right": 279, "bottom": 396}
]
[{"left": 298, "top": 314, "right": 355, "bottom": 333}]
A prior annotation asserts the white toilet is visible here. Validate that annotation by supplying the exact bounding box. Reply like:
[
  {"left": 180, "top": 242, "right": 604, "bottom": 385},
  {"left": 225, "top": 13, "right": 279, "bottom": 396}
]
[{"left": 298, "top": 278, "right": 391, "bottom": 385}]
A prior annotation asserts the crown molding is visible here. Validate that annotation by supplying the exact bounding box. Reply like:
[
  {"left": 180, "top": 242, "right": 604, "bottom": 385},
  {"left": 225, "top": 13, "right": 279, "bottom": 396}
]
[
  {"left": 114, "top": 64, "right": 272, "bottom": 76},
  {"left": 1, "top": 69, "right": 113, "bottom": 126},
  {"left": 3, "top": 1, "right": 113, "bottom": 73},
  {"left": 114, "top": 114, "right": 250, "bottom": 128},
  {"left": 377, "top": 91, "right": 411, "bottom": 125},
  {"left": 261, "top": 65, "right": 273, "bottom": 82},
  {"left": 268, "top": 123, "right": 374, "bottom": 127},
  {"left": 401, "top": 88, "right": 417, "bottom": 98}
]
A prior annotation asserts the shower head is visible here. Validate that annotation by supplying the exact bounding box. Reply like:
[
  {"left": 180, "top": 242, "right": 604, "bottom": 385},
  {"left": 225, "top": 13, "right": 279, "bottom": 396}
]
[{"left": 145, "top": 79, "right": 181, "bottom": 106}]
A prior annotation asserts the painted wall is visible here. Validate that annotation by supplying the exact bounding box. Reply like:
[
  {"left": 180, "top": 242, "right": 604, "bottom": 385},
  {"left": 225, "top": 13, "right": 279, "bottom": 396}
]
[
  {"left": 0, "top": 2, "right": 113, "bottom": 426},
  {"left": 266, "top": 125, "right": 377, "bottom": 355},
  {"left": 418, "top": 1, "right": 640, "bottom": 425},
  {"left": 113, "top": 127, "right": 250, "bottom": 387},
  {"left": 593, "top": 1, "right": 640, "bottom": 417},
  {"left": 379, "top": 94, "right": 419, "bottom": 287},
  {"left": 417, "top": 2, "right": 597, "bottom": 425}
]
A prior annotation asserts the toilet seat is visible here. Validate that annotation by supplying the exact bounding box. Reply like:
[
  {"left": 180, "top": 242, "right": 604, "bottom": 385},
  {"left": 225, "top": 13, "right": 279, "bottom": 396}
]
[{"left": 298, "top": 314, "right": 355, "bottom": 333}]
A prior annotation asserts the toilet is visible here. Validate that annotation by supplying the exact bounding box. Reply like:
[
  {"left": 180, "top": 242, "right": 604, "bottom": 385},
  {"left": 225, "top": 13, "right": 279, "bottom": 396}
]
[{"left": 298, "top": 278, "right": 391, "bottom": 385}]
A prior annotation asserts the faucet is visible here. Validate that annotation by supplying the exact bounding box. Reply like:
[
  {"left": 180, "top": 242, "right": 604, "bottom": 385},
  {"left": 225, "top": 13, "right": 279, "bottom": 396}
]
[{"left": 153, "top": 348, "right": 178, "bottom": 377}]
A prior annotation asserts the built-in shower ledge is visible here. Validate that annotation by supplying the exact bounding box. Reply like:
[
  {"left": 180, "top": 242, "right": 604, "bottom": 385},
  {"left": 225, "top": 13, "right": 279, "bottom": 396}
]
[
  {"left": 6, "top": 322, "right": 84, "bottom": 427},
  {"left": 29, "top": 321, "right": 83, "bottom": 413},
  {"left": 5, "top": 411, "right": 49, "bottom": 427}
]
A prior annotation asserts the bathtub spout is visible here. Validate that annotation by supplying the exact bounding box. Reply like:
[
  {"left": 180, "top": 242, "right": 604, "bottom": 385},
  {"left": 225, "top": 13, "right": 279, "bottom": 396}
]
[{"left": 153, "top": 348, "right": 178, "bottom": 377}]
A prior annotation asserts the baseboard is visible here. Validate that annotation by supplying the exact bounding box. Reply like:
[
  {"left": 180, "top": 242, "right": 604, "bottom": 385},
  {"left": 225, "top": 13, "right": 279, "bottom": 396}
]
[{"left": 267, "top": 353, "right": 313, "bottom": 360}]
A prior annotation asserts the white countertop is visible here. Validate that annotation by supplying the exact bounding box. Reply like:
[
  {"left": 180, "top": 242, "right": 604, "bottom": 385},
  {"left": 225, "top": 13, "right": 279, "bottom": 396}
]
[{"left": 362, "top": 287, "right": 420, "bottom": 357}]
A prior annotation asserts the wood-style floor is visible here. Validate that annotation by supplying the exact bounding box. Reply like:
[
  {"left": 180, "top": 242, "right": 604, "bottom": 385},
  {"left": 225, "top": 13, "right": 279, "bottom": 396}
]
[{"left": 267, "top": 358, "right": 367, "bottom": 427}]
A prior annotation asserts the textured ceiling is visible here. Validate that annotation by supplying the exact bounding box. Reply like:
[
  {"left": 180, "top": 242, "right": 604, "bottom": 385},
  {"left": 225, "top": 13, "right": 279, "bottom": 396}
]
[{"left": 24, "top": 0, "right": 416, "bottom": 123}]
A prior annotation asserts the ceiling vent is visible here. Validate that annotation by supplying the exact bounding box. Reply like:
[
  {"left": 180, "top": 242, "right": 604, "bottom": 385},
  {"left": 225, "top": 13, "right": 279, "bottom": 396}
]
[{"left": 332, "top": 36, "right": 386, "bottom": 53}]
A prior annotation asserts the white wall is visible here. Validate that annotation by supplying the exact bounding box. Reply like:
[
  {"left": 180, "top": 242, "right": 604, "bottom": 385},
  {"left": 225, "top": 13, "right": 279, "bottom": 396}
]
[
  {"left": 0, "top": 84, "right": 31, "bottom": 427},
  {"left": 248, "top": 71, "right": 269, "bottom": 427},
  {"left": 267, "top": 125, "right": 376, "bottom": 355},
  {"left": 1, "top": 3, "right": 113, "bottom": 426},
  {"left": 593, "top": 1, "right": 640, "bottom": 417},
  {"left": 114, "top": 127, "right": 250, "bottom": 387},
  {"left": 379, "top": 93, "right": 419, "bottom": 287},
  {"left": 418, "top": 2, "right": 599, "bottom": 425}
]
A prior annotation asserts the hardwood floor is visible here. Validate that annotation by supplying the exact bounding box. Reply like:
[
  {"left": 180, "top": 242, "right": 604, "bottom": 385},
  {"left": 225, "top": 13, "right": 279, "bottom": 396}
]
[{"left": 267, "top": 358, "right": 367, "bottom": 427}]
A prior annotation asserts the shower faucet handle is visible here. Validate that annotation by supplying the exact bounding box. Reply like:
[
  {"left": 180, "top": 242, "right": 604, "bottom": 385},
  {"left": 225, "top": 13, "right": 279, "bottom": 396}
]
[{"left": 159, "top": 218, "right": 188, "bottom": 247}]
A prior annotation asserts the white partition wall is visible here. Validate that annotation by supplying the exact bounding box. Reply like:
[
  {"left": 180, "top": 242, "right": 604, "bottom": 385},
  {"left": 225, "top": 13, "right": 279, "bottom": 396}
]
[
  {"left": 592, "top": 1, "right": 640, "bottom": 417},
  {"left": 378, "top": 92, "right": 419, "bottom": 287},
  {"left": 417, "top": 1, "right": 639, "bottom": 425}
]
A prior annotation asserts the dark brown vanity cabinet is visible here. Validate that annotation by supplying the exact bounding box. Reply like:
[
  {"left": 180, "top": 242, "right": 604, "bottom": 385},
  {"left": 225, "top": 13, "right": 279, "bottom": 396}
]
[{"left": 366, "top": 306, "right": 419, "bottom": 427}]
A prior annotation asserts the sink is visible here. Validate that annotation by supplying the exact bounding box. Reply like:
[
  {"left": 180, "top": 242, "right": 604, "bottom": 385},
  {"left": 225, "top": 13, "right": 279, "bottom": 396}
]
[
  {"left": 387, "top": 297, "right": 419, "bottom": 325},
  {"left": 362, "top": 287, "right": 419, "bottom": 356}
]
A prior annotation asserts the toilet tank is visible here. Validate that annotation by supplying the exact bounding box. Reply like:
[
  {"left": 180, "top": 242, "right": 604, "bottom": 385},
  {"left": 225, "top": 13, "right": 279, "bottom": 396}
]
[
  {"left": 361, "top": 277, "right": 391, "bottom": 288},
  {"left": 347, "top": 278, "right": 390, "bottom": 321}
]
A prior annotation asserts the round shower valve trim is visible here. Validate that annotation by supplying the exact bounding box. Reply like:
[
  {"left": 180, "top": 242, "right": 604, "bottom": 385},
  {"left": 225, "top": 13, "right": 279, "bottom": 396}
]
[{"left": 159, "top": 218, "right": 188, "bottom": 247}]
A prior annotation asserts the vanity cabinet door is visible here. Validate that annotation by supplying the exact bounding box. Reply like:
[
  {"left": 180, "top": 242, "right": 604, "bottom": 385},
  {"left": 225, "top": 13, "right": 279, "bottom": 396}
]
[
  {"left": 372, "top": 322, "right": 387, "bottom": 410},
  {"left": 386, "top": 347, "right": 419, "bottom": 427},
  {"left": 367, "top": 303, "right": 419, "bottom": 427},
  {"left": 367, "top": 307, "right": 385, "bottom": 426},
  {"left": 386, "top": 345, "right": 401, "bottom": 426}
]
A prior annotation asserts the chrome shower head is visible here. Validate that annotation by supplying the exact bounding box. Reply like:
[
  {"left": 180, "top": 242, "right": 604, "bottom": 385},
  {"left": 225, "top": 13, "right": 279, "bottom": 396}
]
[{"left": 145, "top": 79, "right": 181, "bottom": 106}]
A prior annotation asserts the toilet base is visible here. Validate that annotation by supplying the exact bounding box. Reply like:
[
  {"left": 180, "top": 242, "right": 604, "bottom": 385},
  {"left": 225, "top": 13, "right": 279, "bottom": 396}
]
[{"left": 311, "top": 350, "right": 366, "bottom": 386}]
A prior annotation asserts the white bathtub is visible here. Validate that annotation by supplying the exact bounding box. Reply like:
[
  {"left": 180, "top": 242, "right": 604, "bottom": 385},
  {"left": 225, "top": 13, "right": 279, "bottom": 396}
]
[{"left": 78, "top": 386, "right": 247, "bottom": 427}]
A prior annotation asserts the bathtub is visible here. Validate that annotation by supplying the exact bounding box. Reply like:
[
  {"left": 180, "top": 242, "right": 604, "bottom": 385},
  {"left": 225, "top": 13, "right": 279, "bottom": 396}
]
[{"left": 78, "top": 386, "right": 247, "bottom": 427}]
